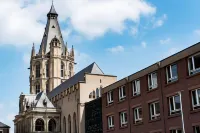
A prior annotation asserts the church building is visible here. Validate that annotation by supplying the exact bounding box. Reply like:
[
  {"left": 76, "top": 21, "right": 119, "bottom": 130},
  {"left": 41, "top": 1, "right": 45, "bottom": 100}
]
[{"left": 13, "top": 3, "right": 117, "bottom": 133}]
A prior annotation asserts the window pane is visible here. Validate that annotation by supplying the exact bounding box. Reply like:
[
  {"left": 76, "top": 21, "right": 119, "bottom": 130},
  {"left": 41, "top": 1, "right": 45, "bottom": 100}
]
[
  {"left": 152, "top": 73, "right": 157, "bottom": 87},
  {"left": 192, "top": 90, "right": 197, "bottom": 105},
  {"left": 167, "top": 66, "right": 171, "bottom": 78},
  {"left": 155, "top": 102, "right": 160, "bottom": 114},
  {"left": 170, "top": 97, "right": 174, "bottom": 111},
  {"left": 194, "top": 54, "right": 200, "bottom": 69},
  {"left": 177, "top": 129, "right": 182, "bottom": 133},
  {"left": 189, "top": 57, "right": 194, "bottom": 71},
  {"left": 174, "top": 95, "right": 180, "bottom": 109},
  {"left": 111, "top": 91, "right": 113, "bottom": 101},
  {"left": 123, "top": 86, "right": 126, "bottom": 96},
  {"left": 139, "top": 108, "right": 142, "bottom": 118},
  {"left": 198, "top": 89, "right": 200, "bottom": 104},
  {"left": 148, "top": 74, "right": 152, "bottom": 87},
  {"left": 134, "top": 109, "right": 138, "bottom": 119},
  {"left": 196, "top": 126, "right": 200, "bottom": 133},
  {"left": 171, "top": 64, "right": 178, "bottom": 79},
  {"left": 150, "top": 104, "right": 154, "bottom": 115},
  {"left": 136, "top": 80, "right": 140, "bottom": 93}
]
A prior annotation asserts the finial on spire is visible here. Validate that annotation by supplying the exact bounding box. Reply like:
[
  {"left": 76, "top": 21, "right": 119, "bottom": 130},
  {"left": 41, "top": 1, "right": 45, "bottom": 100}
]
[
  {"left": 71, "top": 45, "right": 74, "bottom": 57},
  {"left": 31, "top": 43, "right": 35, "bottom": 57},
  {"left": 52, "top": 0, "right": 54, "bottom": 5}
]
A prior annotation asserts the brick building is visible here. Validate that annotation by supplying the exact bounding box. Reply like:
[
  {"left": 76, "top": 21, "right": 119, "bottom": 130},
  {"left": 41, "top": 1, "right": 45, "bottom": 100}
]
[
  {"left": 102, "top": 42, "right": 200, "bottom": 133},
  {"left": 0, "top": 122, "right": 10, "bottom": 133}
]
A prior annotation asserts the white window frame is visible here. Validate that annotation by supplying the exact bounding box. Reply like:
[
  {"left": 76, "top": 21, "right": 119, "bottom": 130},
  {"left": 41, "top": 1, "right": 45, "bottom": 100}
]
[
  {"left": 134, "top": 107, "right": 142, "bottom": 123},
  {"left": 194, "top": 125, "right": 200, "bottom": 133},
  {"left": 191, "top": 89, "right": 200, "bottom": 109},
  {"left": 188, "top": 53, "right": 200, "bottom": 75},
  {"left": 120, "top": 111, "right": 128, "bottom": 127},
  {"left": 170, "top": 129, "right": 182, "bottom": 133},
  {"left": 169, "top": 94, "right": 181, "bottom": 115},
  {"left": 148, "top": 72, "right": 158, "bottom": 90},
  {"left": 119, "top": 86, "right": 126, "bottom": 100},
  {"left": 166, "top": 64, "right": 178, "bottom": 83},
  {"left": 132, "top": 80, "right": 140, "bottom": 96},
  {"left": 150, "top": 101, "right": 160, "bottom": 120},
  {"left": 107, "top": 115, "right": 114, "bottom": 129},
  {"left": 107, "top": 91, "right": 113, "bottom": 104}
]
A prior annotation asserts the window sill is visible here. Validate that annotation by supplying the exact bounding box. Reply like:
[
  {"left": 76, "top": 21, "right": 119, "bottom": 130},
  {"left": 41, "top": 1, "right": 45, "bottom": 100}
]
[
  {"left": 168, "top": 113, "right": 181, "bottom": 119},
  {"left": 147, "top": 87, "right": 158, "bottom": 93},
  {"left": 165, "top": 80, "right": 179, "bottom": 87},
  {"left": 118, "top": 98, "right": 126, "bottom": 104},
  {"left": 119, "top": 124, "right": 128, "bottom": 129},
  {"left": 190, "top": 108, "right": 200, "bottom": 114},
  {"left": 131, "top": 94, "right": 141, "bottom": 99},
  {"left": 107, "top": 128, "right": 115, "bottom": 132},
  {"left": 148, "top": 117, "right": 161, "bottom": 123},
  {"left": 133, "top": 121, "right": 143, "bottom": 126},
  {"left": 187, "top": 72, "right": 200, "bottom": 79},
  {"left": 106, "top": 102, "right": 114, "bottom": 108}
]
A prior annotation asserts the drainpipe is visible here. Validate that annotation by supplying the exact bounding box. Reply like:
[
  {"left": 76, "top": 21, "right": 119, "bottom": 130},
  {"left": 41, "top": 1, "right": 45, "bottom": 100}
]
[
  {"left": 179, "top": 91, "right": 185, "bottom": 133},
  {"left": 158, "top": 62, "right": 167, "bottom": 133},
  {"left": 125, "top": 77, "right": 132, "bottom": 133}
]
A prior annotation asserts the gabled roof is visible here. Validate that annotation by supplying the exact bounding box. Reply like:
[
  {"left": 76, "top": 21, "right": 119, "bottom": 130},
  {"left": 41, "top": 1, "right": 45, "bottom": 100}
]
[
  {"left": 0, "top": 122, "right": 10, "bottom": 128},
  {"left": 48, "top": 62, "right": 104, "bottom": 98},
  {"left": 35, "top": 91, "right": 54, "bottom": 108}
]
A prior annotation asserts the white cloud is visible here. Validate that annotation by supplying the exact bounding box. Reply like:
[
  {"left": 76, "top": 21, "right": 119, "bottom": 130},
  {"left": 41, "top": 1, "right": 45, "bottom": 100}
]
[
  {"left": 0, "top": 0, "right": 156, "bottom": 46},
  {"left": 141, "top": 41, "right": 147, "bottom": 48},
  {"left": 194, "top": 29, "right": 200, "bottom": 36},
  {"left": 107, "top": 45, "right": 125, "bottom": 53},
  {"left": 7, "top": 113, "right": 16, "bottom": 121},
  {"left": 130, "top": 26, "right": 138, "bottom": 36},
  {"left": 160, "top": 38, "right": 171, "bottom": 45},
  {"left": 153, "top": 14, "right": 167, "bottom": 28},
  {"left": 23, "top": 53, "right": 31, "bottom": 65}
]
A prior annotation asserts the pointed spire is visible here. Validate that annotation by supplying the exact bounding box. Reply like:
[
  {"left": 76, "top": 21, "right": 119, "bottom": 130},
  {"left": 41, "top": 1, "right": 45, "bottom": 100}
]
[
  {"left": 31, "top": 43, "right": 35, "bottom": 57},
  {"left": 71, "top": 45, "right": 74, "bottom": 57},
  {"left": 47, "top": 0, "right": 58, "bottom": 16},
  {"left": 65, "top": 42, "right": 68, "bottom": 55}
]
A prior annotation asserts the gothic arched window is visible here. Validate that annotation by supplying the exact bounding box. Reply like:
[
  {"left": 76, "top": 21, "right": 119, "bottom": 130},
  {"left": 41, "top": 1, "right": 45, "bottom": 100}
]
[
  {"left": 35, "top": 62, "right": 40, "bottom": 78},
  {"left": 73, "top": 113, "right": 77, "bottom": 133},
  {"left": 48, "top": 119, "right": 56, "bottom": 132},
  {"left": 69, "top": 63, "right": 72, "bottom": 78},
  {"left": 35, "top": 119, "right": 44, "bottom": 131},
  {"left": 96, "top": 88, "right": 100, "bottom": 98},
  {"left": 61, "top": 62, "right": 64, "bottom": 78},
  {"left": 68, "top": 115, "right": 71, "bottom": 133},
  {"left": 35, "top": 83, "right": 40, "bottom": 94},
  {"left": 63, "top": 117, "right": 66, "bottom": 133},
  {"left": 46, "top": 62, "right": 49, "bottom": 78}
]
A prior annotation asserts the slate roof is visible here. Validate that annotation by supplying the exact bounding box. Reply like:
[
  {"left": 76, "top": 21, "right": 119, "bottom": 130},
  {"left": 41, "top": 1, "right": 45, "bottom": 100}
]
[
  {"left": 48, "top": 4, "right": 58, "bottom": 15},
  {"left": 0, "top": 122, "right": 10, "bottom": 128},
  {"left": 48, "top": 62, "right": 104, "bottom": 98}
]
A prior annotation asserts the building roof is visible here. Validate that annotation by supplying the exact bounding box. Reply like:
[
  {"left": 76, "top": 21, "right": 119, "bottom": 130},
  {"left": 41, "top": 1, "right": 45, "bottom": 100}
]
[
  {"left": 48, "top": 4, "right": 58, "bottom": 15},
  {"left": 0, "top": 122, "right": 10, "bottom": 128},
  {"left": 39, "top": 3, "right": 65, "bottom": 54},
  {"left": 102, "top": 42, "right": 200, "bottom": 93},
  {"left": 48, "top": 62, "right": 105, "bottom": 98}
]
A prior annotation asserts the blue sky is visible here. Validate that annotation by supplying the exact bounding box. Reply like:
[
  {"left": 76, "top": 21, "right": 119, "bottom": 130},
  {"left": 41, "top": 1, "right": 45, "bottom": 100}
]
[{"left": 0, "top": 0, "right": 200, "bottom": 132}]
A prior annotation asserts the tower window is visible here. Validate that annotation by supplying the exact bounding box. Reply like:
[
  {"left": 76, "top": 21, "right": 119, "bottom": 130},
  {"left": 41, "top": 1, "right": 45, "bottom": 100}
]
[
  {"left": 35, "top": 63, "right": 40, "bottom": 78},
  {"left": 61, "top": 62, "right": 64, "bottom": 78},
  {"left": 69, "top": 63, "right": 72, "bottom": 78},
  {"left": 46, "top": 63, "right": 49, "bottom": 78},
  {"left": 36, "top": 84, "right": 40, "bottom": 94}
]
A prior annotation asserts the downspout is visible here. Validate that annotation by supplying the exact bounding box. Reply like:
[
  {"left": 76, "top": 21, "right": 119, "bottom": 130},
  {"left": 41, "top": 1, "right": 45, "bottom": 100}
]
[
  {"left": 158, "top": 62, "right": 167, "bottom": 133},
  {"left": 126, "top": 77, "right": 132, "bottom": 133}
]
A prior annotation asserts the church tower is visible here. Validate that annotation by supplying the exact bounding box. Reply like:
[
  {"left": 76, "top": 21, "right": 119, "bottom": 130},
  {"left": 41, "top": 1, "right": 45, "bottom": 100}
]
[{"left": 30, "top": 3, "right": 75, "bottom": 94}]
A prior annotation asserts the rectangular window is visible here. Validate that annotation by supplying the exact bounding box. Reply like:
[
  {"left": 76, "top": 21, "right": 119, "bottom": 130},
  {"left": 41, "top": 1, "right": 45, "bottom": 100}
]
[
  {"left": 169, "top": 95, "right": 181, "bottom": 115},
  {"left": 149, "top": 101, "right": 160, "bottom": 120},
  {"left": 119, "top": 86, "right": 126, "bottom": 100},
  {"left": 46, "top": 64, "right": 49, "bottom": 78},
  {"left": 107, "top": 115, "right": 114, "bottom": 129},
  {"left": 132, "top": 80, "right": 140, "bottom": 96},
  {"left": 170, "top": 129, "right": 182, "bottom": 133},
  {"left": 107, "top": 91, "right": 114, "bottom": 104},
  {"left": 193, "top": 125, "right": 200, "bottom": 133},
  {"left": 133, "top": 107, "right": 142, "bottom": 123},
  {"left": 188, "top": 53, "right": 200, "bottom": 75},
  {"left": 148, "top": 72, "right": 158, "bottom": 90},
  {"left": 166, "top": 64, "right": 178, "bottom": 83},
  {"left": 191, "top": 89, "right": 200, "bottom": 110},
  {"left": 120, "top": 111, "right": 128, "bottom": 127}
]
